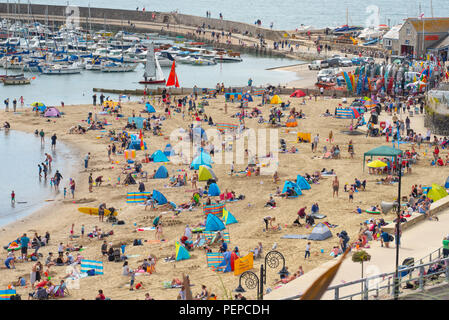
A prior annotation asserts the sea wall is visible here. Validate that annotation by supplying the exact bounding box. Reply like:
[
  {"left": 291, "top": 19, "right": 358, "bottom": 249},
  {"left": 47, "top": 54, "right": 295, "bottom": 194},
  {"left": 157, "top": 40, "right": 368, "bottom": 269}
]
[
  {"left": 424, "top": 113, "right": 449, "bottom": 136},
  {"left": 0, "top": 2, "right": 286, "bottom": 41}
]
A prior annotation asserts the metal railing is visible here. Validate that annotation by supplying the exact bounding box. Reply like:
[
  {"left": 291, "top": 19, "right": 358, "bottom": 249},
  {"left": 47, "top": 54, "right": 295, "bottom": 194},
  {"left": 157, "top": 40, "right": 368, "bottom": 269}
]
[{"left": 282, "top": 248, "right": 448, "bottom": 300}]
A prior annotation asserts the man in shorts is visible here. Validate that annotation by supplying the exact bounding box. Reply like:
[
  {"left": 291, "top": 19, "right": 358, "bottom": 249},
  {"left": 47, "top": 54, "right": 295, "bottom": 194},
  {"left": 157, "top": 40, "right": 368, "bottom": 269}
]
[
  {"left": 20, "top": 233, "right": 30, "bottom": 260},
  {"left": 98, "top": 203, "right": 106, "bottom": 222}
]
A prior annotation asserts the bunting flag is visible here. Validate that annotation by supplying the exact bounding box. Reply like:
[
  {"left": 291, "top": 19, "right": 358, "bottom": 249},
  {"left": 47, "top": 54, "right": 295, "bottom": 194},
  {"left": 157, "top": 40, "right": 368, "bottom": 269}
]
[
  {"left": 139, "top": 130, "right": 144, "bottom": 151},
  {"left": 367, "top": 77, "right": 372, "bottom": 91},
  {"left": 166, "top": 60, "right": 179, "bottom": 88}
]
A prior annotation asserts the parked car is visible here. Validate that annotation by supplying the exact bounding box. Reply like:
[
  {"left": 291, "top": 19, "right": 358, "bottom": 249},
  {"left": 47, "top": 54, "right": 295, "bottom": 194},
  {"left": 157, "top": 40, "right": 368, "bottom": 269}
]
[
  {"left": 326, "top": 57, "right": 341, "bottom": 67},
  {"left": 308, "top": 60, "right": 329, "bottom": 70},
  {"left": 317, "top": 68, "right": 335, "bottom": 81},
  {"left": 339, "top": 58, "right": 353, "bottom": 67},
  {"left": 361, "top": 56, "right": 375, "bottom": 64}
]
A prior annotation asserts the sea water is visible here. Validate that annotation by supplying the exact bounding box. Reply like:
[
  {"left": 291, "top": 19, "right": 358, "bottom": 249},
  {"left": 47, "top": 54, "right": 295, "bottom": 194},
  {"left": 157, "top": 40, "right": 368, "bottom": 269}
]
[
  {"left": 1, "top": 53, "right": 302, "bottom": 107},
  {"left": 31, "top": 0, "right": 449, "bottom": 30},
  {"left": 0, "top": 129, "right": 80, "bottom": 227}
]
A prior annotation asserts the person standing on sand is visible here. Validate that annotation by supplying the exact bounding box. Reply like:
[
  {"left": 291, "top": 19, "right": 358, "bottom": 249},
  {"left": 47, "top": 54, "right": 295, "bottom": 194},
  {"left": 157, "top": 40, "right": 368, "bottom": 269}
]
[
  {"left": 92, "top": 94, "right": 97, "bottom": 106},
  {"left": 88, "top": 173, "right": 93, "bottom": 193},
  {"left": 191, "top": 171, "right": 198, "bottom": 190},
  {"left": 98, "top": 203, "right": 106, "bottom": 222},
  {"left": 69, "top": 178, "right": 76, "bottom": 198},
  {"left": 84, "top": 152, "right": 91, "bottom": 169},
  {"left": 13, "top": 98, "right": 17, "bottom": 112},
  {"left": 348, "top": 187, "right": 354, "bottom": 203},
  {"left": 328, "top": 130, "right": 333, "bottom": 144},
  {"left": 305, "top": 242, "right": 311, "bottom": 259},
  {"left": 332, "top": 176, "right": 339, "bottom": 198},
  {"left": 20, "top": 96, "right": 24, "bottom": 108},
  {"left": 45, "top": 153, "right": 52, "bottom": 170}
]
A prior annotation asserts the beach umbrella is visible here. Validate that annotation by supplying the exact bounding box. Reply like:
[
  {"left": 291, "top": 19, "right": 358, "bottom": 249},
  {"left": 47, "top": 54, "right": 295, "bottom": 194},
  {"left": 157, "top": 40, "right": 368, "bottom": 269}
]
[
  {"left": 31, "top": 102, "right": 45, "bottom": 107},
  {"left": 350, "top": 107, "right": 360, "bottom": 119},
  {"left": 367, "top": 160, "right": 387, "bottom": 168}
]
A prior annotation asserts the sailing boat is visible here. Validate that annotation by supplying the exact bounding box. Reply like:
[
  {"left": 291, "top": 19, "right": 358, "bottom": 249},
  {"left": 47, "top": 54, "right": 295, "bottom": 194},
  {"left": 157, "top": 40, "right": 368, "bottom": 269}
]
[{"left": 139, "top": 43, "right": 165, "bottom": 84}]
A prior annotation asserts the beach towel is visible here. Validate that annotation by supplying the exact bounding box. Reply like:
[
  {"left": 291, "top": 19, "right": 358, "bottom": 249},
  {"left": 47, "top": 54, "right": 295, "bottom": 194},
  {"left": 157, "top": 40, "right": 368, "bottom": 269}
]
[
  {"left": 0, "top": 289, "right": 16, "bottom": 300},
  {"left": 126, "top": 192, "right": 152, "bottom": 203},
  {"left": 146, "top": 240, "right": 166, "bottom": 244},
  {"left": 80, "top": 259, "right": 104, "bottom": 275},
  {"left": 136, "top": 227, "right": 155, "bottom": 231},
  {"left": 202, "top": 231, "right": 230, "bottom": 243},
  {"left": 280, "top": 234, "right": 308, "bottom": 239}
]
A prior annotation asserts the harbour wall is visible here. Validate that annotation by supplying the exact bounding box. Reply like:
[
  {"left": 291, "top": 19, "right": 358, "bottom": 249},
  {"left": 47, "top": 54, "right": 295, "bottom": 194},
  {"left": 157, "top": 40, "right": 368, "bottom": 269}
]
[{"left": 0, "top": 2, "right": 286, "bottom": 41}]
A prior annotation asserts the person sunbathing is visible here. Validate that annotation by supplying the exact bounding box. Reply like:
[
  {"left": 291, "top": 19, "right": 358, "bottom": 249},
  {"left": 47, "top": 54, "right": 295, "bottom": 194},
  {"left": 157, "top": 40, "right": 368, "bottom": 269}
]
[
  {"left": 279, "top": 187, "right": 296, "bottom": 198},
  {"left": 274, "top": 272, "right": 298, "bottom": 285}
]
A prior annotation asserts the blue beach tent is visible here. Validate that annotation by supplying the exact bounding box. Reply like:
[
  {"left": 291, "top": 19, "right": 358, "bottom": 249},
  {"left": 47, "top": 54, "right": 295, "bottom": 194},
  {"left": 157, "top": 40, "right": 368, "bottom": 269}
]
[
  {"left": 282, "top": 181, "right": 302, "bottom": 196},
  {"left": 154, "top": 165, "right": 168, "bottom": 179},
  {"left": 296, "top": 175, "right": 311, "bottom": 190},
  {"left": 152, "top": 189, "right": 167, "bottom": 205},
  {"left": 208, "top": 183, "right": 221, "bottom": 196},
  {"left": 164, "top": 144, "right": 175, "bottom": 157},
  {"left": 205, "top": 213, "right": 226, "bottom": 231},
  {"left": 190, "top": 152, "right": 212, "bottom": 170},
  {"left": 151, "top": 150, "right": 169, "bottom": 163},
  {"left": 145, "top": 103, "right": 156, "bottom": 113}
]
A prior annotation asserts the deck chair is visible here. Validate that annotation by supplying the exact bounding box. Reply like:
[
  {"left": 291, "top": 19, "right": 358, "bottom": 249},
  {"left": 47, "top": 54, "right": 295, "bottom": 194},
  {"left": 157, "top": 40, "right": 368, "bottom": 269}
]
[{"left": 202, "top": 231, "right": 230, "bottom": 244}]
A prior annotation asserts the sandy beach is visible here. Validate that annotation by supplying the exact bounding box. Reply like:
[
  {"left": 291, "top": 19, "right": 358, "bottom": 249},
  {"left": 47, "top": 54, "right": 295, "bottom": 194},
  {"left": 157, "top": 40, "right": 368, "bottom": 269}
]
[{"left": 0, "top": 93, "right": 446, "bottom": 300}]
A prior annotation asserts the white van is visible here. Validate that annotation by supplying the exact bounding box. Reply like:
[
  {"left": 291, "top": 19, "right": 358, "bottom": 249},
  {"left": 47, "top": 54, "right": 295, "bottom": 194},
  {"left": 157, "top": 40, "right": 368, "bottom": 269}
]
[{"left": 308, "top": 60, "right": 329, "bottom": 70}]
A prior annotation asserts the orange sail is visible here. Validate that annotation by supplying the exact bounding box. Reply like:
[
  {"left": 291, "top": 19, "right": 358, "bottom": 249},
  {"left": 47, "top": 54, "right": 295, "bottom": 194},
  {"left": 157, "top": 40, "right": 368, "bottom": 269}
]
[{"left": 166, "top": 60, "right": 179, "bottom": 88}]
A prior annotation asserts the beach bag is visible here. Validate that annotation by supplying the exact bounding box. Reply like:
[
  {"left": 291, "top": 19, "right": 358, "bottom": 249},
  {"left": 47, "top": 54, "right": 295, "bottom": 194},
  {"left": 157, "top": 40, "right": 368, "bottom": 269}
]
[
  {"left": 87, "top": 269, "right": 96, "bottom": 276},
  {"left": 117, "top": 220, "right": 125, "bottom": 225},
  {"left": 389, "top": 234, "right": 394, "bottom": 242}
]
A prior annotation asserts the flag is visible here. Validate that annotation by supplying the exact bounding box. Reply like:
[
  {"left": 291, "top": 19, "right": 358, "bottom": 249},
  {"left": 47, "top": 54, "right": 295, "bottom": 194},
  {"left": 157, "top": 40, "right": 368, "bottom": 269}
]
[
  {"left": 418, "top": 13, "right": 424, "bottom": 20},
  {"left": 166, "top": 60, "right": 179, "bottom": 88},
  {"left": 139, "top": 130, "right": 144, "bottom": 150}
]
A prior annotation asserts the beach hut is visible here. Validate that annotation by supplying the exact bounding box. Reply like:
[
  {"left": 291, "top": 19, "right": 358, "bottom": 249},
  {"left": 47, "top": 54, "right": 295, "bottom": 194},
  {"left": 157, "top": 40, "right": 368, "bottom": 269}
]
[
  {"left": 151, "top": 150, "right": 169, "bottom": 163},
  {"left": 205, "top": 213, "right": 226, "bottom": 231},
  {"left": 145, "top": 103, "right": 156, "bottom": 113},
  {"left": 154, "top": 165, "right": 168, "bottom": 179},
  {"left": 222, "top": 208, "right": 238, "bottom": 225},
  {"left": 198, "top": 165, "right": 218, "bottom": 181},
  {"left": 290, "top": 89, "right": 306, "bottom": 98},
  {"left": 427, "top": 184, "right": 448, "bottom": 202},
  {"left": 208, "top": 183, "right": 221, "bottom": 196},
  {"left": 175, "top": 241, "right": 190, "bottom": 261},
  {"left": 152, "top": 189, "right": 167, "bottom": 205},
  {"left": 44, "top": 107, "right": 61, "bottom": 117},
  {"left": 308, "top": 223, "right": 332, "bottom": 240},
  {"left": 296, "top": 175, "right": 311, "bottom": 190},
  {"left": 270, "top": 95, "right": 282, "bottom": 104},
  {"left": 190, "top": 152, "right": 212, "bottom": 170}
]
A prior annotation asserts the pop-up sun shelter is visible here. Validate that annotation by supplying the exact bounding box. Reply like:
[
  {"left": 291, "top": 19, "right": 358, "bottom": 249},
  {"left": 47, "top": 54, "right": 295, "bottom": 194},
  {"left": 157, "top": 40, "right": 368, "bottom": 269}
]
[
  {"left": 145, "top": 102, "right": 156, "bottom": 113},
  {"left": 222, "top": 208, "right": 238, "bottom": 225},
  {"left": 282, "top": 181, "right": 302, "bottom": 196},
  {"left": 152, "top": 189, "right": 167, "bottom": 205},
  {"left": 296, "top": 175, "right": 311, "bottom": 190},
  {"left": 192, "top": 126, "right": 207, "bottom": 141},
  {"left": 128, "top": 117, "right": 145, "bottom": 129},
  {"left": 151, "top": 150, "right": 169, "bottom": 163},
  {"left": 445, "top": 176, "right": 449, "bottom": 189},
  {"left": 290, "top": 89, "right": 306, "bottom": 98},
  {"left": 198, "top": 165, "right": 218, "bottom": 181},
  {"left": 163, "top": 144, "right": 175, "bottom": 157},
  {"left": 308, "top": 223, "right": 332, "bottom": 240},
  {"left": 270, "top": 95, "right": 282, "bottom": 104},
  {"left": 175, "top": 241, "right": 190, "bottom": 261},
  {"left": 208, "top": 183, "right": 221, "bottom": 196},
  {"left": 190, "top": 152, "right": 212, "bottom": 170},
  {"left": 205, "top": 213, "right": 226, "bottom": 231},
  {"left": 242, "top": 92, "right": 253, "bottom": 102},
  {"left": 427, "top": 184, "right": 448, "bottom": 202},
  {"left": 44, "top": 107, "right": 61, "bottom": 117},
  {"left": 154, "top": 165, "right": 168, "bottom": 178},
  {"left": 285, "top": 115, "right": 298, "bottom": 127},
  {"left": 363, "top": 145, "right": 403, "bottom": 170}
]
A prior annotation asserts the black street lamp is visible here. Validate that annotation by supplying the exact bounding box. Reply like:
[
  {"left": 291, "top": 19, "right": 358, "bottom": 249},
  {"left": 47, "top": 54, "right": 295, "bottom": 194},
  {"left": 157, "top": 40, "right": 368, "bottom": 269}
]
[
  {"left": 235, "top": 250, "right": 288, "bottom": 300},
  {"left": 393, "top": 161, "right": 403, "bottom": 299}
]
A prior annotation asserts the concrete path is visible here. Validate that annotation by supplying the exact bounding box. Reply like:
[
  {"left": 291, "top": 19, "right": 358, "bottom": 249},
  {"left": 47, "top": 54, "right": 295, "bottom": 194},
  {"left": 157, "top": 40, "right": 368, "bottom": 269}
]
[{"left": 265, "top": 197, "right": 449, "bottom": 300}]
